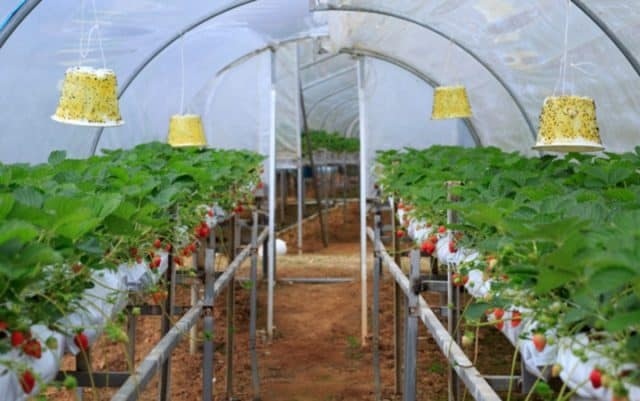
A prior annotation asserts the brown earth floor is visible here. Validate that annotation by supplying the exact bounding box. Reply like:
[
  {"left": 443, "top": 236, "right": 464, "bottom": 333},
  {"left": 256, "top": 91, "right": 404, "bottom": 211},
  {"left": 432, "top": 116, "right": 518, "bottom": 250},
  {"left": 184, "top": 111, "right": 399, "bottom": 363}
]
[{"left": 45, "top": 240, "right": 525, "bottom": 401}]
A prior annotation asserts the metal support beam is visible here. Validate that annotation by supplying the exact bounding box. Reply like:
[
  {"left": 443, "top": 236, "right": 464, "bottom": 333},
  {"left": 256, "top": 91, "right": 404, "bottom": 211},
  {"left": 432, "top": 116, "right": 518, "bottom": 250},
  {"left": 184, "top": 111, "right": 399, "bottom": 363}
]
[
  {"left": 249, "top": 212, "right": 261, "bottom": 400},
  {"left": 571, "top": 0, "right": 640, "bottom": 79},
  {"left": 90, "top": 0, "right": 256, "bottom": 154},
  {"left": 299, "top": 53, "right": 341, "bottom": 70},
  {"left": 342, "top": 48, "right": 483, "bottom": 147},
  {"left": 302, "top": 65, "right": 356, "bottom": 90},
  {"left": 306, "top": 83, "right": 358, "bottom": 117},
  {"left": 319, "top": 97, "right": 358, "bottom": 129},
  {"left": 357, "top": 57, "right": 368, "bottom": 344},
  {"left": 372, "top": 213, "right": 382, "bottom": 401},
  {"left": 403, "top": 250, "right": 420, "bottom": 401},
  {"left": 0, "top": 0, "right": 41, "bottom": 48}
]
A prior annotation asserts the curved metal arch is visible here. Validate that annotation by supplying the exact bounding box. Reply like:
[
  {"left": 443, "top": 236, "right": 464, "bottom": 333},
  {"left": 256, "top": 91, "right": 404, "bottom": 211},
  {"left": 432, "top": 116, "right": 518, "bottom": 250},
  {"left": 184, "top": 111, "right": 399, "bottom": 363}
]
[
  {"left": 0, "top": 0, "right": 41, "bottom": 48},
  {"left": 329, "top": 103, "right": 359, "bottom": 133},
  {"left": 346, "top": 116, "right": 359, "bottom": 138},
  {"left": 90, "top": 0, "right": 257, "bottom": 155},
  {"left": 342, "top": 48, "right": 482, "bottom": 147},
  {"left": 314, "top": 4, "right": 536, "bottom": 141},
  {"left": 307, "top": 83, "right": 357, "bottom": 116},
  {"left": 319, "top": 96, "right": 358, "bottom": 128},
  {"left": 570, "top": 0, "right": 640, "bottom": 78}
]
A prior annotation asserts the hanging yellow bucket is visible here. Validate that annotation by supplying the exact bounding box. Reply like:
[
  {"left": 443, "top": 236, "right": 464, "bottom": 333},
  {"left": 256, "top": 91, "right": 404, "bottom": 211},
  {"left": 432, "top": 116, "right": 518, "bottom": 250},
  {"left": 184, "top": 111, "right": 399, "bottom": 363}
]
[
  {"left": 431, "top": 85, "right": 472, "bottom": 119},
  {"left": 167, "top": 114, "right": 207, "bottom": 148}
]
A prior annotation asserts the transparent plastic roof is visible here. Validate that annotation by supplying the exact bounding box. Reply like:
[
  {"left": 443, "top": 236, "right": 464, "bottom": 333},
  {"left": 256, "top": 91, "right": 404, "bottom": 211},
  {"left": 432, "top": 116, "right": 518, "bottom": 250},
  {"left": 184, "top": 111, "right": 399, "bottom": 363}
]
[{"left": 1, "top": 0, "right": 640, "bottom": 164}]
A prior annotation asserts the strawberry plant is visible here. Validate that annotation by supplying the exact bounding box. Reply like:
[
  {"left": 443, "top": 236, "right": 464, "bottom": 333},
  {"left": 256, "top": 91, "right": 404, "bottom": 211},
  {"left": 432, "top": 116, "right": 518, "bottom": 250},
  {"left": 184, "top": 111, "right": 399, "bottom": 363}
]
[{"left": 376, "top": 145, "right": 640, "bottom": 393}]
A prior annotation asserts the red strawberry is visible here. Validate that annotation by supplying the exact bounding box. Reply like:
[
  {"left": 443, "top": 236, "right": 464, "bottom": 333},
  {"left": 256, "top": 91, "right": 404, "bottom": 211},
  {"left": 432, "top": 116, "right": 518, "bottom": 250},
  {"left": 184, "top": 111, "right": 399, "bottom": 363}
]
[
  {"left": 207, "top": 209, "right": 214, "bottom": 217},
  {"left": 174, "top": 256, "right": 183, "bottom": 266},
  {"left": 428, "top": 235, "right": 438, "bottom": 244},
  {"left": 151, "top": 290, "right": 168, "bottom": 304},
  {"left": 0, "top": 321, "right": 7, "bottom": 331},
  {"left": 129, "top": 247, "right": 138, "bottom": 258},
  {"left": 74, "top": 332, "right": 90, "bottom": 352},
  {"left": 19, "top": 369, "right": 36, "bottom": 394},
  {"left": 396, "top": 202, "right": 404, "bottom": 210},
  {"left": 196, "top": 222, "right": 210, "bottom": 239},
  {"left": 449, "top": 241, "right": 457, "bottom": 253},
  {"left": 511, "top": 310, "right": 522, "bottom": 327},
  {"left": 532, "top": 333, "right": 546, "bottom": 352},
  {"left": 234, "top": 204, "right": 244, "bottom": 214},
  {"left": 150, "top": 256, "right": 162, "bottom": 269},
  {"left": 495, "top": 320, "right": 505, "bottom": 330},
  {"left": 420, "top": 240, "right": 436, "bottom": 255},
  {"left": 22, "top": 339, "right": 42, "bottom": 358},
  {"left": 452, "top": 273, "right": 468, "bottom": 287},
  {"left": 438, "top": 225, "right": 447, "bottom": 234},
  {"left": 589, "top": 368, "right": 602, "bottom": 389},
  {"left": 153, "top": 238, "right": 162, "bottom": 249},
  {"left": 11, "top": 331, "right": 26, "bottom": 347},
  {"left": 396, "top": 229, "right": 405, "bottom": 238},
  {"left": 257, "top": 181, "right": 264, "bottom": 190},
  {"left": 493, "top": 308, "right": 505, "bottom": 320},
  {"left": 165, "top": 243, "right": 172, "bottom": 252}
]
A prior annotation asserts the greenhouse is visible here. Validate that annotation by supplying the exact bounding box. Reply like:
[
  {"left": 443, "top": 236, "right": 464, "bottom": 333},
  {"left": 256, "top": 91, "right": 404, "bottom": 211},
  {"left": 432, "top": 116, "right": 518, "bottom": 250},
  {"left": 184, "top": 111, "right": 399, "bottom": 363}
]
[{"left": 0, "top": 1, "right": 638, "bottom": 401}]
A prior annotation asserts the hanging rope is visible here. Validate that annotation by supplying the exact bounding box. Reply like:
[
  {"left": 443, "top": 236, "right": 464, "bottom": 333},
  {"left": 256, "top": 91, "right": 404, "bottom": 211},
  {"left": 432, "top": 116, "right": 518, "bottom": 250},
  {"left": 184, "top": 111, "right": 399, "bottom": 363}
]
[
  {"left": 78, "top": 0, "right": 107, "bottom": 68},
  {"left": 180, "top": 33, "right": 186, "bottom": 114}
]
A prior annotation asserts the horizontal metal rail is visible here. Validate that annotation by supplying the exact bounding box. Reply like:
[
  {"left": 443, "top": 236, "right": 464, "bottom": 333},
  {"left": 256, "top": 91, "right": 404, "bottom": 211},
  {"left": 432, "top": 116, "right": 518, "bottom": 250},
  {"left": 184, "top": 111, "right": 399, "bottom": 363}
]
[
  {"left": 366, "top": 227, "right": 501, "bottom": 401},
  {"left": 111, "top": 227, "right": 268, "bottom": 401}
]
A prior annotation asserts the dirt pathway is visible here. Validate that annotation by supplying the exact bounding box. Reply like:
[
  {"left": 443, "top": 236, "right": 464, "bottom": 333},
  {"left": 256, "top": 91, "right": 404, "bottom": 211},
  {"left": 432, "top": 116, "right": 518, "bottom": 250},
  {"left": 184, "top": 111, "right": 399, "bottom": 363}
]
[{"left": 257, "top": 243, "right": 376, "bottom": 401}]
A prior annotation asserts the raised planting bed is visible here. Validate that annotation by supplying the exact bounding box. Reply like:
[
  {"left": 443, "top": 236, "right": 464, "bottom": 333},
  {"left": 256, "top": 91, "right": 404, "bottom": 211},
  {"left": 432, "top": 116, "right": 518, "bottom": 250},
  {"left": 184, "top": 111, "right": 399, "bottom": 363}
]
[{"left": 375, "top": 146, "right": 640, "bottom": 401}]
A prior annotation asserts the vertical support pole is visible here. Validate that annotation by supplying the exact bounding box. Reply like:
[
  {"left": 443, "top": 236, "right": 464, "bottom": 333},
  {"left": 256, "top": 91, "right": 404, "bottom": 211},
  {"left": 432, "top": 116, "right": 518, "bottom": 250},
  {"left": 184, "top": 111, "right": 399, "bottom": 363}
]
[
  {"left": 392, "top": 199, "right": 402, "bottom": 395},
  {"left": 357, "top": 56, "right": 368, "bottom": 344},
  {"left": 250, "top": 211, "right": 261, "bottom": 400},
  {"left": 404, "top": 250, "right": 419, "bottom": 401},
  {"left": 189, "top": 282, "right": 199, "bottom": 355},
  {"left": 126, "top": 310, "right": 136, "bottom": 369},
  {"left": 226, "top": 217, "right": 239, "bottom": 399},
  {"left": 267, "top": 49, "right": 277, "bottom": 339},
  {"left": 447, "top": 181, "right": 461, "bottom": 401},
  {"left": 159, "top": 250, "right": 176, "bottom": 401},
  {"left": 202, "top": 246, "right": 216, "bottom": 401},
  {"left": 372, "top": 213, "right": 382, "bottom": 401},
  {"left": 279, "top": 170, "right": 286, "bottom": 225},
  {"left": 297, "top": 161, "right": 303, "bottom": 255}
]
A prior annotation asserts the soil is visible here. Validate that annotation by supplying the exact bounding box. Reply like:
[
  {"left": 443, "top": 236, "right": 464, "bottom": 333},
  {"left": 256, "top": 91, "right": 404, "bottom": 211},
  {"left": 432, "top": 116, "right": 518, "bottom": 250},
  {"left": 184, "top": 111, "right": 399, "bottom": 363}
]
[{"left": 44, "top": 203, "right": 524, "bottom": 401}]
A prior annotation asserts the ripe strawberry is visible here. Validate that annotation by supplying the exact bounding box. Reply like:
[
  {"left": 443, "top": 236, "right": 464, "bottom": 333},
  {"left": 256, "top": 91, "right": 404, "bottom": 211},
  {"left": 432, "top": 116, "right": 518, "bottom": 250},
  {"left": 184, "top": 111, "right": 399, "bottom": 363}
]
[
  {"left": 449, "top": 241, "right": 457, "bottom": 253},
  {"left": 0, "top": 321, "right": 7, "bottom": 331},
  {"left": 257, "top": 181, "right": 264, "bottom": 190},
  {"left": 397, "top": 202, "right": 404, "bottom": 210},
  {"left": 22, "top": 339, "right": 42, "bottom": 358},
  {"left": 150, "top": 256, "right": 162, "bottom": 269},
  {"left": 495, "top": 320, "right": 505, "bottom": 330},
  {"left": 20, "top": 369, "right": 36, "bottom": 394},
  {"left": 234, "top": 204, "right": 244, "bottom": 214},
  {"left": 438, "top": 225, "right": 447, "bottom": 234},
  {"left": 153, "top": 238, "right": 162, "bottom": 249},
  {"left": 532, "top": 333, "right": 546, "bottom": 352},
  {"left": 551, "top": 363, "right": 562, "bottom": 378},
  {"left": 396, "top": 229, "right": 405, "bottom": 238},
  {"left": 493, "top": 308, "right": 505, "bottom": 320},
  {"left": 589, "top": 368, "right": 602, "bottom": 388},
  {"left": 207, "top": 209, "right": 214, "bottom": 217},
  {"left": 174, "top": 256, "right": 183, "bottom": 266},
  {"left": 129, "top": 247, "right": 138, "bottom": 258},
  {"left": 74, "top": 332, "right": 90, "bottom": 352},
  {"left": 196, "top": 222, "right": 210, "bottom": 239},
  {"left": 165, "top": 243, "right": 172, "bottom": 252},
  {"left": 420, "top": 240, "right": 435, "bottom": 256},
  {"left": 428, "top": 235, "right": 438, "bottom": 244},
  {"left": 511, "top": 310, "right": 522, "bottom": 327},
  {"left": 11, "top": 331, "right": 26, "bottom": 347}
]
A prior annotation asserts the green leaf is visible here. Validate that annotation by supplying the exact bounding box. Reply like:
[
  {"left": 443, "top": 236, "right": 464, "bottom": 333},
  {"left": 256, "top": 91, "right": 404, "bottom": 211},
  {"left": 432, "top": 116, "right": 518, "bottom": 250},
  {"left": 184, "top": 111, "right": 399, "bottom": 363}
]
[
  {"left": 13, "top": 187, "right": 44, "bottom": 208},
  {"left": 92, "top": 194, "right": 123, "bottom": 219},
  {"left": 604, "top": 310, "right": 640, "bottom": 332},
  {"left": 588, "top": 266, "right": 636, "bottom": 293},
  {"left": 0, "top": 193, "right": 15, "bottom": 219},
  {"left": 53, "top": 209, "right": 101, "bottom": 241},
  {"left": 463, "top": 302, "right": 490, "bottom": 321},
  {"left": 535, "top": 266, "right": 575, "bottom": 294},
  {"left": 48, "top": 150, "right": 67, "bottom": 165},
  {"left": 0, "top": 220, "right": 39, "bottom": 245},
  {"left": 19, "top": 243, "right": 63, "bottom": 267}
]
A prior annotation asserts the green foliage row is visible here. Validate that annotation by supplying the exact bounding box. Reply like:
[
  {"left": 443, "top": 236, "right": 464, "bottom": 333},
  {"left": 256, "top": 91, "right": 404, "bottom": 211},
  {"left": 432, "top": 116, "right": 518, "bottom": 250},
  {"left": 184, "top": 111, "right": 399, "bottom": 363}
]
[
  {"left": 0, "top": 142, "right": 263, "bottom": 336},
  {"left": 302, "top": 130, "right": 359, "bottom": 154},
  {"left": 376, "top": 146, "right": 640, "bottom": 384}
]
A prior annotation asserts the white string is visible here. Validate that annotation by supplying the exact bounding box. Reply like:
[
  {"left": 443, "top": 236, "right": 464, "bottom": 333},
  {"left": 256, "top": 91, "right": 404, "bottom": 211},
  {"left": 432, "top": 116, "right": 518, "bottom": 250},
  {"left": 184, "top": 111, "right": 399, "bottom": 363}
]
[
  {"left": 180, "top": 33, "right": 185, "bottom": 114},
  {"left": 561, "top": 0, "right": 570, "bottom": 94},
  {"left": 90, "top": 0, "right": 106, "bottom": 69},
  {"left": 443, "top": 39, "right": 455, "bottom": 84},
  {"left": 570, "top": 62, "right": 598, "bottom": 77},
  {"left": 77, "top": 0, "right": 85, "bottom": 65}
]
